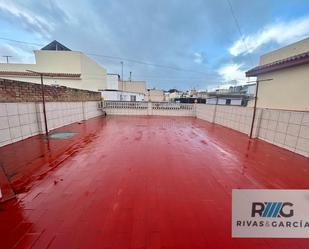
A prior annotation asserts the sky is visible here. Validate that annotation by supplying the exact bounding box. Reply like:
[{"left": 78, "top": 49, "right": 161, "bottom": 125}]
[{"left": 0, "top": 0, "right": 309, "bottom": 91}]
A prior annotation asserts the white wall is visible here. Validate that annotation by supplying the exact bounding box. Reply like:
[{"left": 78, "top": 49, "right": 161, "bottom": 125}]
[
  {"left": 0, "top": 50, "right": 107, "bottom": 92},
  {"left": 0, "top": 101, "right": 102, "bottom": 147},
  {"left": 80, "top": 53, "right": 107, "bottom": 91},
  {"left": 230, "top": 99, "right": 242, "bottom": 106},
  {"left": 101, "top": 91, "right": 145, "bottom": 101},
  {"left": 106, "top": 75, "right": 119, "bottom": 90},
  {"left": 206, "top": 98, "right": 217, "bottom": 105}
]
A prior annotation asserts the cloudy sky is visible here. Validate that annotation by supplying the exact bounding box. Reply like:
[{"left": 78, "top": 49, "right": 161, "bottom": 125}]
[{"left": 0, "top": 0, "right": 309, "bottom": 90}]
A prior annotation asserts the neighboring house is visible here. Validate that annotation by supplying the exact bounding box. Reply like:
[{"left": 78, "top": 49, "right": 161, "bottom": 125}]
[
  {"left": 206, "top": 95, "right": 245, "bottom": 106},
  {"left": 206, "top": 84, "right": 256, "bottom": 106},
  {"left": 0, "top": 40, "right": 107, "bottom": 92},
  {"left": 101, "top": 74, "right": 147, "bottom": 101},
  {"left": 118, "top": 80, "right": 147, "bottom": 95},
  {"left": 105, "top": 73, "right": 119, "bottom": 90},
  {"left": 101, "top": 90, "right": 145, "bottom": 101},
  {"left": 145, "top": 89, "right": 165, "bottom": 102},
  {"left": 246, "top": 37, "right": 309, "bottom": 111}
]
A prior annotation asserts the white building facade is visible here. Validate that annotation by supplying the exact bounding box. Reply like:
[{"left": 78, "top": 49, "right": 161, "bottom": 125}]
[{"left": 0, "top": 41, "right": 107, "bottom": 92}]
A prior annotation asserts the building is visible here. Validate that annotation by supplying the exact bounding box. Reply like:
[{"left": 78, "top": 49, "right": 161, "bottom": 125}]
[
  {"left": 100, "top": 74, "right": 146, "bottom": 101},
  {"left": 206, "top": 84, "right": 256, "bottom": 106},
  {"left": 118, "top": 80, "right": 147, "bottom": 95},
  {"left": 246, "top": 37, "right": 309, "bottom": 111},
  {"left": 101, "top": 90, "right": 145, "bottom": 101},
  {"left": 145, "top": 89, "right": 165, "bottom": 102},
  {"left": 0, "top": 40, "right": 107, "bottom": 92}
]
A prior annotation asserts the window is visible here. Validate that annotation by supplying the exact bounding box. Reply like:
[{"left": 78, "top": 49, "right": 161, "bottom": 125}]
[{"left": 130, "top": 95, "right": 136, "bottom": 102}]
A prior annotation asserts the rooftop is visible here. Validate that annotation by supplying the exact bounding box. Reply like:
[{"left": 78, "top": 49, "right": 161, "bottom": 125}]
[
  {"left": 0, "top": 115, "right": 308, "bottom": 248},
  {"left": 246, "top": 51, "right": 309, "bottom": 77}
]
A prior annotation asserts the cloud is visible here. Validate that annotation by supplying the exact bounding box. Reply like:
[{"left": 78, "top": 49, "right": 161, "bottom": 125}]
[
  {"left": 217, "top": 64, "right": 247, "bottom": 83},
  {"left": 0, "top": 1, "right": 54, "bottom": 38},
  {"left": 229, "top": 16, "right": 309, "bottom": 56},
  {"left": 193, "top": 52, "right": 207, "bottom": 64}
]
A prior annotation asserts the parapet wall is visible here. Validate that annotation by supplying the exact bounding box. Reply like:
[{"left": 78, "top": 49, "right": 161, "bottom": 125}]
[
  {"left": 0, "top": 78, "right": 101, "bottom": 102},
  {"left": 0, "top": 79, "right": 103, "bottom": 147}
]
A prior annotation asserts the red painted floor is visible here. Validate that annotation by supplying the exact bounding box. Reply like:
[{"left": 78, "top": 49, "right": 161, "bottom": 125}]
[{"left": 0, "top": 115, "right": 308, "bottom": 249}]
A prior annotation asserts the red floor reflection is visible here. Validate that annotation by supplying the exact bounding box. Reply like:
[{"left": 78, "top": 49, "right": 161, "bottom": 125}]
[{"left": 0, "top": 115, "right": 308, "bottom": 249}]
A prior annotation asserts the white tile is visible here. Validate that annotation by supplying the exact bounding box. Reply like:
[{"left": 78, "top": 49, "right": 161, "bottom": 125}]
[
  {"left": 260, "top": 119, "right": 268, "bottom": 129},
  {"left": 278, "top": 111, "right": 290, "bottom": 123},
  {"left": 268, "top": 120, "right": 277, "bottom": 131},
  {"left": 289, "top": 112, "right": 303, "bottom": 125},
  {"left": 18, "top": 103, "right": 29, "bottom": 114},
  {"left": 299, "top": 126, "right": 309, "bottom": 140},
  {"left": 28, "top": 113, "right": 37, "bottom": 124},
  {"left": 286, "top": 124, "right": 300, "bottom": 136},
  {"left": 0, "top": 128, "right": 11, "bottom": 142},
  {"left": 274, "top": 132, "right": 285, "bottom": 145},
  {"left": 296, "top": 138, "right": 309, "bottom": 153},
  {"left": 6, "top": 103, "right": 18, "bottom": 116},
  {"left": 269, "top": 110, "right": 279, "bottom": 121},
  {"left": 276, "top": 122, "right": 288, "bottom": 133},
  {"left": 27, "top": 103, "right": 36, "bottom": 114},
  {"left": 0, "top": 104, "right": 7, "bottom": 117},
  {"left": 20, "top": 114, "right": 30, "bottom": 125},
  {"left": 8, "top": 115, "right": 20, "bottom": 127},
  {"left": 21, "top": 124, "right": 31, "bottom": 138},
  {"left": 266, "top": 130, "right": 275, "bottom": 142},
  {"left": 10, "top": 126, "right": 22, "bottom": 139},
  {"left": 30, "top": 124, "right": 39, "bottom": 135},
  {"left": 302, "top": 113, "right": 309, "bottom": 126},
  {"left": 0, "top": 116, "right": 9, "bottom": 129}
]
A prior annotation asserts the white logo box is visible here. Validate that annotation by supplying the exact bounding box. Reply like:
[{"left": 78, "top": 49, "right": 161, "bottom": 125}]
[{"left": 232, "top": 189, "right": 309, "bottom": 238}]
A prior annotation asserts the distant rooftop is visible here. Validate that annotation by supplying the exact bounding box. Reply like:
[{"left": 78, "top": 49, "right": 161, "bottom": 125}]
[{"left": 41, "top": 40, "right": 71, "bottom": 51}]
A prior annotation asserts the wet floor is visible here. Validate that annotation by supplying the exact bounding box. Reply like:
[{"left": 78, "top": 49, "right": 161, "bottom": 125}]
[{"left": 0, "top": 115, "right": 308, "bottom": 249}]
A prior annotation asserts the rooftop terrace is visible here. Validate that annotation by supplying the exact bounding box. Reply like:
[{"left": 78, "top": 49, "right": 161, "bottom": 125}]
[{"left": 0, "top": 115, "right": 308, "bottom": 248}]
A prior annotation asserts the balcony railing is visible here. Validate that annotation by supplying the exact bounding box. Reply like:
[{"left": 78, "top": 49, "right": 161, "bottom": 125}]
[{"left": 99, "top": 101, "right": 195, "bottom": 116}]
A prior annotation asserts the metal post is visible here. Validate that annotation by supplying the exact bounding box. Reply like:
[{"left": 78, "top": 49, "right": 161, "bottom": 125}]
[
  {"left": 40, "top": 74, "right": 49, "bottom": 136},
  {"left": 121, "top": 61, "right": 124, "bottom": 91},
  {"left": 27, "top": 70, "right": 49, "bottom": 136},
  {"left": 213, "top": 96, "right": 219, "bottom": 123},
  {"left": 249, "top": 80, "right": 259, "bottom": 139}
]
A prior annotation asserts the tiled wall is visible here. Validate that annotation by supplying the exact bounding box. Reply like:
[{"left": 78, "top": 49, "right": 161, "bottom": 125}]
[
  {"left": 196, "top": 104, "right": 308, "bottom": 157},
  {"left": 195, "top": 104, "right": 215, "bottom": 123},
  {"left": 0, "top": 102, "right": 39, "bottom": 147},
  {"left": 257, "top": 109, "right": 309, "bottom": 157},
  {"left": 196, "top": 104, "right": 261, "bottom": 137},
  {"left": 0, "top": 101, "right": 102, "bottom": 147}
]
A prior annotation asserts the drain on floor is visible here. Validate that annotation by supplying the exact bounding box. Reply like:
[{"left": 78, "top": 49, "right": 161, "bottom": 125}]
[{"left": 48, "top": 132, "right": 77, "bottom": 139}]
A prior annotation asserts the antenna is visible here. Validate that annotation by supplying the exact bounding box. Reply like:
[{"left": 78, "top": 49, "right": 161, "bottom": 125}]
[{"left": 3, "top": 55, "right": 12, "bottom": 63}]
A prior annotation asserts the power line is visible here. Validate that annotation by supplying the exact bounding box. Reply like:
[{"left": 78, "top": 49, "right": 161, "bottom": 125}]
[
  {"left": 226, "top": 0, "right": 255, "bottom": 66},
  {"left": 0, "top": 37, "right": 208, "bottom": 74},
  {"left": 0, "top": 37, "right": 43, "bottom": 47}
]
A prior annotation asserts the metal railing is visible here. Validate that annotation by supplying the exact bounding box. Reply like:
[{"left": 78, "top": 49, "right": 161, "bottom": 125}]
[
  {"left": 102, "top": 101, "right": 148, "bottom": 109},
  {"left": 100, "top": 101, "right": 194, "bottom": 110},
  {"left": 151, "top": 102, "right": 193, "bottom": 110}
]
